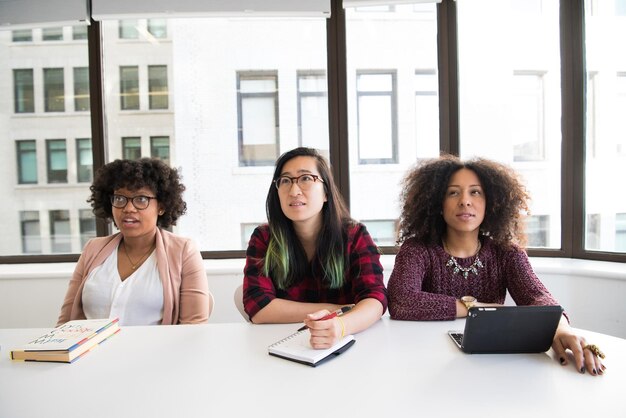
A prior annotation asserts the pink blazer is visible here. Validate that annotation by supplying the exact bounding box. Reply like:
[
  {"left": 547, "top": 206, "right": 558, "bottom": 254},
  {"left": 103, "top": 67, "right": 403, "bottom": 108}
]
[{"left": 57, "top": 228, "right": 210, "bottom": 326}]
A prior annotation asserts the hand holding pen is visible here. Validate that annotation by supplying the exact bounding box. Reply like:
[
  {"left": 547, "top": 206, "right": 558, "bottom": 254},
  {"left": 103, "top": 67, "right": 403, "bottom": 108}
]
[{"left": 298, "top": 305, "right": 353, "bottom": 331}]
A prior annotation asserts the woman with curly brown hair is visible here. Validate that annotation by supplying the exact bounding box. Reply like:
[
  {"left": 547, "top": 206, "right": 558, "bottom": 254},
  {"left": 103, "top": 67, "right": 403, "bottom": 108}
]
[
  {"left": 57, "top": 158, "right": 211, "bottom": 326},
  {"left": 388, "top": 154, "right": 605, "bottom": 376}
]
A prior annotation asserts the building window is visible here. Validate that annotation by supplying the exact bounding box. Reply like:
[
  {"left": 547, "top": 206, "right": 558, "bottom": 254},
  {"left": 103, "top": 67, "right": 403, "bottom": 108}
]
[
  {"left": 297, "top": 71, "right": 329, "bottom": 152},
  {"left": 46, "top": 139, "right": 67, "bottom": 183},
  {"left": 237, "top": 71, "right": 279, "bottom": 166},
  {"left": 44, "top": 68, "right": 65, "bottom": 112},
  {"left": 119, "top": 20, "right": 139, "bottom": 39},
  {"left": 13, "top": 69, "right": 34, "bottom": 113},
  {"left": 120, "top": 66, "right": 140, "bottom": 110},
  {"left": 123, "top": 137, "right": 142, "bottom": 160},
  {"left": 512, "top": 71, "right": 546, "bottom": 161},
  {"left": 414, "top": 69, "right": 440, "bottom": 157},
  {"left": 12, "top": 29, "right": 32, "bottom": 42},
  {"left": 526, "top": 215, "right": 550, "bottom": 248},
  {"left": 148, "top": 19, "right": 167, "bottom": 38},
  {"left": 16, "top": 140, "right": 38, "bottom": 184},
  {"left": 150, "top": 136, "right": 170, "bottom": 164},
  {"left": 42, "top": 27, "right": 63, "bottom": 41},
  {"left": 21, "top": 211, "right": 41, "bottom": 254},
  {"left": 360, "top": 220, "right": 398, "bottom": 247},
  {"left": 72, "top": 25, "right": 88, "bottom": 40},
  {"left": 148, "top": 65, "right": 168, "bottom": 110},
  {"left": 76, "top": 138, "right": 93, "bottom": 183},
  {"left": 356, "top": 71, "right": 398, "bottom": 164},
  {"left": 50, "top": 210, "right": 71, "bottom": 253},
  {"left": 73, "top": 67, "right": 90, "bottom": 111},
  {"left": 79, "top": 209, "right": 96, "bottom": 248}
]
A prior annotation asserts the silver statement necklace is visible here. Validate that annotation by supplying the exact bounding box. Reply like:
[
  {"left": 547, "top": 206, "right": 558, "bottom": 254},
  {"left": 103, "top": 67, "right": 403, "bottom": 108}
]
[{"left": 443, "top": 239, "right": 484, "bottom": 279}]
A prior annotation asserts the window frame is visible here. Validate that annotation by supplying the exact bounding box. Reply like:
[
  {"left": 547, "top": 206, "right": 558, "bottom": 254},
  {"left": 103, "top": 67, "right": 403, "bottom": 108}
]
[{"left": 1, "top": 0, "right": 624, "bottom": 264}]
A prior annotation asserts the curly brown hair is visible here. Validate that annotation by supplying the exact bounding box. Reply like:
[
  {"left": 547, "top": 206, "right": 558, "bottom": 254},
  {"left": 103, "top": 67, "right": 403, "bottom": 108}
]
[
  {"left": 397, "top": 154, "right": 531, "bottom": 249},
  {"left": 88, "top": 158, "right": 186, "bottom": 228}
]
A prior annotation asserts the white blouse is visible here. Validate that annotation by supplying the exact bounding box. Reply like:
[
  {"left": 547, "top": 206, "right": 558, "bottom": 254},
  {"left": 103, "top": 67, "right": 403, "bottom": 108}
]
[{"left": 82, "top": 244, "right": 164, "bottom": 326}]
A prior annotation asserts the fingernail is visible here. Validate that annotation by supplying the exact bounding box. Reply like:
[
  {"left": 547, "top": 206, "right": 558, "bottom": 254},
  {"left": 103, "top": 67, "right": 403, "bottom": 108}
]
[
  {"left": 580, "top": 367, "right": 585, "bottom": 374},
  {"left": 559, "top": 357, "right": 565, "bottom": 365},
  {"left": 592, "top": 368, "right": 597, "bottom": 375}
]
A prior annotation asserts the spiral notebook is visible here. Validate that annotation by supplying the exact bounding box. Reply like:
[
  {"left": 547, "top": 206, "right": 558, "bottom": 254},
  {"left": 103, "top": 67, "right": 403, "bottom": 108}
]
[{"left": 268, "top": 329, "right": 356, "bottom": 367}]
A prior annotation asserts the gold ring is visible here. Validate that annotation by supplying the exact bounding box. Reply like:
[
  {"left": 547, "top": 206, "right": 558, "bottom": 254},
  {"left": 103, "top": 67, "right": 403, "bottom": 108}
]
[{"left": 583, "top": 344, "right": 605, "bottom": 359}]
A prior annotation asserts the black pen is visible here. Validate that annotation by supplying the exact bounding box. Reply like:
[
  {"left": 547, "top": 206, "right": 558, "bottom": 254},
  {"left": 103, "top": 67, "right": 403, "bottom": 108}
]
[{"left": 297, "top": 305, "right": 353, "bottom": 332}]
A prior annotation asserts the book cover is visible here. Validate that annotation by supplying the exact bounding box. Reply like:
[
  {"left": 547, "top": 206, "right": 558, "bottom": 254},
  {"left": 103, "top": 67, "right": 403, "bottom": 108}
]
[
  {"left": 10, "top": 318, "right": 120, "bottom": 363},
  {"left": 268, "top": 329, "right": 355, "bottom": 367}
]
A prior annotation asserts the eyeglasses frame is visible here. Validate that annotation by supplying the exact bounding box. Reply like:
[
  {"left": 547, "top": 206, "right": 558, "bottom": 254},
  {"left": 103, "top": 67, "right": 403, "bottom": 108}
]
[
  {"left": 110, "top": 194, "right": 158, "bottom": 210},
  {"left": 274, "top": 173, "right": 325, "bottom": 191}
]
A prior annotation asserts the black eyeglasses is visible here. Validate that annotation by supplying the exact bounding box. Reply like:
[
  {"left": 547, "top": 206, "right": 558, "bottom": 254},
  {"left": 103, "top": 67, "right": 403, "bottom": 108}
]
[
  {"left": 274, "top": 174, "right": 324, "bottom": 191},
  {"left": 110, "top": 194, "right": 157, "bottom": 210}
]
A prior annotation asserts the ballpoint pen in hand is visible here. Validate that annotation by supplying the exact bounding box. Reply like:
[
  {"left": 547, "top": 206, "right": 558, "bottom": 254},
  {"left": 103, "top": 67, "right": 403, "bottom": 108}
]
[{"left": 298, "top": 305, "right": 353, "bottom": 332}]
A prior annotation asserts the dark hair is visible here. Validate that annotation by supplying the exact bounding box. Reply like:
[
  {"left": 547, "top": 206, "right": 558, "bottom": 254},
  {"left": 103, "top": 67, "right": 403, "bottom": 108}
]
[
  {"left": 397, "top": 154, "right": 531, "bottom": 249},
  {"left": 89, "top": 158, "right": 186, "bottom": 228},
  {"left": 264, "top": 147, "right": 352, "bottom": 289}
]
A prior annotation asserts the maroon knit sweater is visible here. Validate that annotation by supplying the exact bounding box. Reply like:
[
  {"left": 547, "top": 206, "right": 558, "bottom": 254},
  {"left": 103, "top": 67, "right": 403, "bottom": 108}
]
[{"left": 388, "top": 237, "right": 561, "bottom": 321}]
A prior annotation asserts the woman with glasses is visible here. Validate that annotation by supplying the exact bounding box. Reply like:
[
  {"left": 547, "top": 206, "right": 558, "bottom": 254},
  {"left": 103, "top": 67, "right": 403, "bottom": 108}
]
[
  {"left": 243, "top": 147, "right": 387, "bottom": 349},
  {"left": 57, "top": 158, "right": 211, "bottom": 326}
]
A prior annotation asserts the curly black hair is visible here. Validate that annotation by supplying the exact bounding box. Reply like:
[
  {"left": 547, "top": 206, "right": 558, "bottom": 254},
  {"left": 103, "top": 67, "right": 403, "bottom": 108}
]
[
  {"left": 88, "top": 158, "right": 186, "bottom": 228},
  {"left": 397, "top": 154, "right": 531, "bottom": 249}
]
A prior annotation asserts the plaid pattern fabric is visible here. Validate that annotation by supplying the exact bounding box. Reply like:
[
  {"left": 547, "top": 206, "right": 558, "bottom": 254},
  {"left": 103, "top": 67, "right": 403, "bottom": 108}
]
[{"left": 243, "top": 223, "right": 388, "bottom": 320}]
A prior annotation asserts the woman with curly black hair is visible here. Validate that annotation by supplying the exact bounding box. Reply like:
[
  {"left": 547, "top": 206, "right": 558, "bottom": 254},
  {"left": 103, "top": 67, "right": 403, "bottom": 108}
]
[
  {"left": 388, "top": 154, "right": 605, "bottom": 376},
  {"left": 57, "top": 158, "right": 211, "bottom": 326}
]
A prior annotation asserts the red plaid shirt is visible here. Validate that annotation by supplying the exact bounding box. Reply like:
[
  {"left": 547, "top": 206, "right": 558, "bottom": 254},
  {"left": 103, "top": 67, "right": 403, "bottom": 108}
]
[{"left": 243, "top": 223, "right": 388, "bottom": 320}]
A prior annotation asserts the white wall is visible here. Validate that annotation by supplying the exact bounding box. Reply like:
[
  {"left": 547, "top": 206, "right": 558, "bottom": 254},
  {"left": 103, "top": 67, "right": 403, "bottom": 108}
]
[{"left": 0, "top": 257, "right": 624, "bottom": 338}]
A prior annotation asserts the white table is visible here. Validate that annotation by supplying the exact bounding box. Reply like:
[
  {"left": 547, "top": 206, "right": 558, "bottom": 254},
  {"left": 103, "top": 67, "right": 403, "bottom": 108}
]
[{"left": 1, "top": 318, "right": 624, "bottom": 418}]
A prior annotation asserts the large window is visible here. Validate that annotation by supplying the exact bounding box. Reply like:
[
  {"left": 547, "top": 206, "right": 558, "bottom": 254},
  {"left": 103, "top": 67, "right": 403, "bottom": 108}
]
[
  {"left": 2, "top": 23, "right": 92, "bottom": 257},
  {"left": 120, "top": 66, "right": 140, "bottom": 110},
  {"left": 457, "top": 0, "right": 561, "bottom": 249},
  {"left": 1, "top": 3, "right": 625, "bottom": 262},
  {"left": 16, "top": 140, "right": 38, "bottom": 184},
  {"left": 346, "top": 3, "right": 439, "bottom": 243},
  {"left": 148, "top": 65, "right": 168, "bottom": 110},
  {"left": 13, "top": 69, "right": 34, "bottom": 113},
  {"left": 237, "top": 72, "right": 280, "bottom": 166},
  {"left": 44, "top": 68, "right": 65, "bottom": 112},
  {"left": 584, "top": 0, "right": 626, "bottom": 253},
  {"left": 46, "top": 139, "right": 67, "bottom": 183}
]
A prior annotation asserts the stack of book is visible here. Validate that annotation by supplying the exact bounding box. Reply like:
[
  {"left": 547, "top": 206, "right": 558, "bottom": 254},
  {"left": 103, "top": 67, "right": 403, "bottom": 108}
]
[{"left": 10, "top": 318, "right": 120, "bottom": 363}]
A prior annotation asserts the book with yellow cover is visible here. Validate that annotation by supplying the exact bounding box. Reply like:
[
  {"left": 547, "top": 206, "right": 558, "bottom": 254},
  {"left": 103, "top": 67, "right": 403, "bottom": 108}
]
[{"left": 10, "top": 318, "right": 120, "bottom": 363}]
